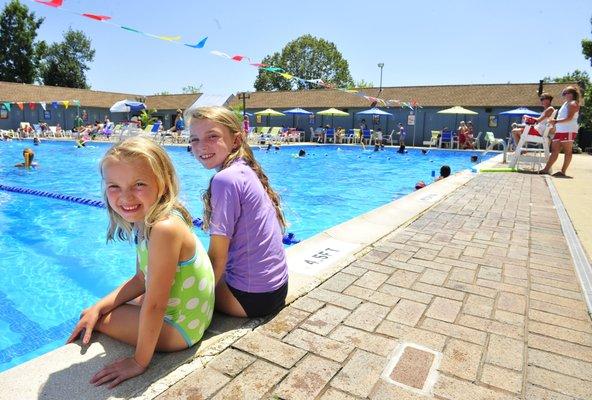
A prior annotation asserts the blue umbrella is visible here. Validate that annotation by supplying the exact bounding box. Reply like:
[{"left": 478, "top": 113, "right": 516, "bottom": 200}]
[
  {"left": 499, "top": 107, "right": 540, "bottom": 116},
  {"left": 284, "top": 107, "right": 313, "bottom": 128},
  {"left": 355, "top": 107, "right": 393, "bottom": 116}
]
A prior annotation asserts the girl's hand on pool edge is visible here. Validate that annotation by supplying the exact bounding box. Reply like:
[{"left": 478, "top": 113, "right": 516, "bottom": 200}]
[
  {"left": 66, "top": 306, "right": 101, "bottom": 345},
  {"left": 90, "top": 357, "right": 147, "bottom": 389}
]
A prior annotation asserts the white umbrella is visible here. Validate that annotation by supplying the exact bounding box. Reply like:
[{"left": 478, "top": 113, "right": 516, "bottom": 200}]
[{"left": 109, "top": 100, "right": 146, "bottom": 113}]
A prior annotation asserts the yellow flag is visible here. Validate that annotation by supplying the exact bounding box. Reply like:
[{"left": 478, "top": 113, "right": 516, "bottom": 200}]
[{"left": 62, "top": 101, "right": 70, "bottom": 109}]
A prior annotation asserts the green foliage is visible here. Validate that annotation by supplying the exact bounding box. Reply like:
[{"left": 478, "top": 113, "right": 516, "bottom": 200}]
[
  {"left": 138, "top": 109, "right": 157, "bottom": 129},
  {"left": 153, "top": 91, "right": 171, "bottom": 95},
  {"left": 254, "top": 34, "right": 353, "bottom": 91},
  {"left": 40, "top": 29, "right": 95, "bottom": 88},
  {"left": 182, "top": 84, "right": 203, "bottom": 94},
  {"left": 543, "top": 70, "right": 590, "bottom": 85},
  {"left": 0, "top": 0, "right": 44, "bottom": 83},
  {"left": 583, "top": 16, "right": 592, "bottom": 65},
  {"left": 350, "top": 79, "right": 374, "bottom": 89}
]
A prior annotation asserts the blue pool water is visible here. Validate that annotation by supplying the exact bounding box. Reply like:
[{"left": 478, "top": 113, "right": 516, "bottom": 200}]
[{"left": 0, "top": 140, "right": 494, "bottom": 371}]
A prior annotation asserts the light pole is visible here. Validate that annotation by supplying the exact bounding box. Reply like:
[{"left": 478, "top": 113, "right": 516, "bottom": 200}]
[
  {"left": 377, "top": 63, "right": 384, "bottom": 94},
  {"left": 238, "top": 92, "right": 250, "bottom": 118}
]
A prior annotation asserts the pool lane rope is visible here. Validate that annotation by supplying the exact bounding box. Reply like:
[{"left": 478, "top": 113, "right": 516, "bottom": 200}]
[{"left": 0, "top": 184, "right": 300, "bottom": 245}]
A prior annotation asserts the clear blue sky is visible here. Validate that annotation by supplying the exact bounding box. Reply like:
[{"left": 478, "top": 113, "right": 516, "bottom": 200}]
[{"left": 5, "top": 0, "right": 591, "bottom": 96}]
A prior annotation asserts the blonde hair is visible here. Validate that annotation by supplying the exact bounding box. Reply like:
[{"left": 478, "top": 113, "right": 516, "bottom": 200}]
[
  {"left": 562, "top": 86, "right": 580, "bottom": 102},
  {"left": 186, "top": 106, "right": 286, "bottom": 232},
  {"left": 100, "top": 136, "right": 192, "bottom": 242}
]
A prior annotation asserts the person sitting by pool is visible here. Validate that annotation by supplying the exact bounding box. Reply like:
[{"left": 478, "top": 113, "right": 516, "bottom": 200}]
[
  {"left": 435, "top": 165, "right": 451, "bottom": 181},
  {"left": 67, "top": 137, "right": 214, "bottom": 388},
  {"left": 187, "top": 106, "right": 288, "bottom": 318},
  {"left": 313, "top": 125, "right": 325, "bottom": 143},
  {"left": 15, "top": 148, "right": 37, "bottom": 168}
]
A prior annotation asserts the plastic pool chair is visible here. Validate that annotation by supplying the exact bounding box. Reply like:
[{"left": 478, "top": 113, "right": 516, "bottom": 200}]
[
  {"left": 324, "top": 128, "right": 335, "bottom": 143},
  {"left": 473, "top": 131, "right": 483, "bottom": 149},
  {"left": 424, "top": 131, "right": 440, "bottom": 147},
  {"left": 439, "top": 130, "right": 458, "bottom": 149},
  {"left": 361, "top": 129, "right": 372, "bottom": 145},
  {"left": 484, "top": 131, "right": 505, "bottom": 150},
  {"left": 509, "top": 109, "right": 557, "bottom": 171}
]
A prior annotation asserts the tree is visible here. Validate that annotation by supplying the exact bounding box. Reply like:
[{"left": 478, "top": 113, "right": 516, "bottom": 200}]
[
  {"left": 40, "top": 29, "right": 95, "bottom": 88},
  {"left": 254, "top": 35, "right": 353, "bottom": 91},
  {"left": 350, "top": 79, "right": 374, "bottom": 89},
  {"left": 543, "top": 70, "right": 590, "bottom": 86},
  {"left": 0, "top": 0, "right": 44, "bottom": 83},
  {"left": 583, "top": 16, "right": 592, "bottom": 66},
  {"left": 182, "top": 84, "right": 203, "bottom": 94}
]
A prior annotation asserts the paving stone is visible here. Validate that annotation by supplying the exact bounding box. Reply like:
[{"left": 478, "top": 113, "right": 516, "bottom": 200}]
[
  {"left": 412, "top": 282, "right": 465, "bottom": 301},
  {"left": 425, "top": 297, "right": 462, "bottom": 323},
  {"left": 529, "top": 320, "right": 592, "bottom": 347},
  {"left": 370, "top": 380, "right": 429, "bottom": 400},
  {"left": 494, "top": 309, "right": 524, "bottom": 326},
  {"left": 360, "top": 249, "right": 390, "bottom": 263},
  {"left": 386, "top": 269, "right": 420, "bottom": 288},
  {"left": 211, "top": 360, "right": 287, "bottom": 400},
  {"left": 344, "top": 302, "right": 390, "bottom": 332},
  {"left": 438, "top": 246, "right": 463, "bottom": 259},
  {"left": 256, "top": 307, "right": 310, "bottom": 339},
  {"left": 413, "top": 248, "right": 439, "bottom": 261},
  {"left": 449, "top": 267, "right": 475, "bottom": 283},
  {"left": 329, "top": 325, "right": 397, "bottom": 356},
  {"left": 458, "top": 314, "right": 523, "bottom": 339},
  {"left": 528, "top": 333, "right": 592, "bottom": 363},
  {"left": 478, "top": 266, "right": 502, "bottom": 281},
  {"left": 354, "top": 270, "right": 389, "bottom": 290},
  {"left": 158, "top": 366, "right": 230, "bottom": 400},
  {"left": 341, "top": 265, "right": 367, "bottom": 277},
  {"left": 531, "top": 275, "right": 581, "bottom": 291},
  {"left": 318, "top": 388, "right": 360, "bottom": 400},
  {"left": 480, "top": 364, "right": 522, "bottom": 394},
  {"left": 421, "top": 318, "right": 487, "bottom": 345},
  {"left": 283, "top": 328, "right": 354, "bottom": 363},
  {"left": 529, "top": 299, "right": 590, "bottom": 321},
  {"left": 274, "top": 354, "right": 341, "bottom": 400},
  {"left": 207, "top": 348, "right": 256, "bottom": 377},
  {"left": 352, "top": 260, "right": 397, "bottom": 275},
  {"left": 477, "top": 279, "right": 526, "bottom": 295},
  {"left": 530, "top": 283, "right": 583, "bottom": 301},
  {"left": 291, "top": 296, "right": 325, "bottom": 313},
  {"left": 386, "top": 299, "right": 427, "bottom": 326},
  {"left": 486, "top": 334, "right": 524, "bottom": 371},
  {"left": 233, "top": 331, "right": 306, "bottom": 368},
  {"left": 528, "top": 348, "right": 592, "bottom": 382},
  {"left": 528, "top": 309, "right": 592, "bottom": 333},
  {"left": 528, "top": 365, "right": 592, "bottom": 399},
  {"left": 343, "top": 285, "right": 400, "bottom": 307},
  {"left": 439, "top": 338, "right": 483, "bottom": 380},
  {"left": 376, "top": 320, "right": 447, "bottom": 351},
  {"left": 319, "top": 272, "right": 358, "bottom": 292},
  {"left": 433, "top": 375, "right": 518, "bottom": 400},
  {"left": 445, "top": 281, "right": 498, "bottom": 298},
  {"left": 330, "top": 349, "right": 386, "bottom": 398},
  {"left": 419, "top": 269, "right": 448, "bottom": 286},
  {"left": 301, "top": 304, "right": 351, "bottom": 335},
  {"left": 408, "top": 257, "right": 453, "bottom": 272},
  {"left": 496, "top": 292, "right": 526, "bottom": 314},
  {"left": 525, "top": 385, "right": 579, "bottom": 400},
  {"left": 379, "top": 284, "right": 433, "bottom": 304},
  {"left": 308, "top": 287, "right": 363, "bottom": 310}
]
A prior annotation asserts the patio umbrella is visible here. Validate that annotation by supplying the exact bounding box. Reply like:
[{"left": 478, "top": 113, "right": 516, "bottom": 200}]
[
  {"left": 316, "top": 107, "right": 349, "bottom": 127},
  {"left": 356, "top": 107, "right": 393, "bottom": 136},
  {"left": 254, "top": 108, "right": 285, "bottom": 126},
  {"left": 437, "top": 106, "right": 478, "bottom": 137},
  {"left": 283, "top": 107, "right": 312, "bottom": 128},
  {"left": 109, "top": 99, "right": 146, "bottom": 113},
  {"left": 499, "top": 107, "right": 540, "bottom": 117}
]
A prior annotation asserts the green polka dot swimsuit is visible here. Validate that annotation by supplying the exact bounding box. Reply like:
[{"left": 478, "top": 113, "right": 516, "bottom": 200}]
[{"left": 137, "top": 215, "right": 215, "bottom": 347}]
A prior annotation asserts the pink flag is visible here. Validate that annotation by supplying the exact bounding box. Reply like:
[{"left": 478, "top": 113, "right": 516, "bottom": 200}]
[
  {"left": 82, "top": 14, "right": 111, "bottom": 21},
  {"left": 34, "top": 0, "right": 63, "bottom": 7}
]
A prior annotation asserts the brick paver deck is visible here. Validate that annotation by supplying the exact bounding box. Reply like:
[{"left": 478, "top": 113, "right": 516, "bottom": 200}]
[{"left": 158, "top": 173, "right": 592, "bottom": 400}]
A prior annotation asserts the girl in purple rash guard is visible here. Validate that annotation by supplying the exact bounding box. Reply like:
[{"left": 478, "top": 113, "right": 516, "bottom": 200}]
[{"left": 187, "top": 107, "right": 288, "bottom": 317}]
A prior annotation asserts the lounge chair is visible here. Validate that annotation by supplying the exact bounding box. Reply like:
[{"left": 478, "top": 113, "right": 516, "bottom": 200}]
[
  {"left": 484, "top": 131, "right": 504, "bottom": 150},
  {"left": 383, "top": 129, "right": 396, "bottom": 146},
  {"left": 424, "top": 130, "right": 440, "bottom": 147},
  {"left": 473, "top": 131, "right": 483, "bottom": 150},
  {"left": 509, "top": 110, "right": 558, "bottom": 171}
]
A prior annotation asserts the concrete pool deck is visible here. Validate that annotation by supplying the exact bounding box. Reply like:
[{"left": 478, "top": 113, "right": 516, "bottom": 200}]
[{"left": 2, "top": 152, "right": 592, "bottom": 399}]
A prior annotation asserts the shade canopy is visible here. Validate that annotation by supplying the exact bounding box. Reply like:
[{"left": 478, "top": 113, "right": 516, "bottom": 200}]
[
  {"left": 356, "top": 107, "right": 393, "bottom": 116},
  {"left": 283, "top": 107, "right": 313, "bottom": 115},
  {"left": 254, "top": 108, "right": 285, "bottom": 116},
  {"left": 109, "top": 100, "right": 146, "bottom": 113},
  {"left": 499, "top": 107, "right": 540, "bottom": 116},
  {"left": 316, "top": 108, "right": 349, "bottom": 116},
  {"left": 437, "top": 106, "right": 478, "bottom": 115}
]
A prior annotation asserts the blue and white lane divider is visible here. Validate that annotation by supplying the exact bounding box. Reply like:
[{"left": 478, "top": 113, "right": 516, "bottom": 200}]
[{"left": 0, "top": 183, "right": 300, "bottom": 245}]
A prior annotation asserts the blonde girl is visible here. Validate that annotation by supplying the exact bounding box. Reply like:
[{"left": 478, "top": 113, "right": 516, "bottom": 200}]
[
  {"left": 187, "top": 107, "right": 288, "bottom": 318},
  {"left": 67, "top": 137, "right": 214, "bottom": 388}
]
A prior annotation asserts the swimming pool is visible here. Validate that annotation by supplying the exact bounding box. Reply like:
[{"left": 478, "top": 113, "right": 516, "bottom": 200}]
[{"left": 0, "top": 139, "right": 494, "bottom": 371}]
